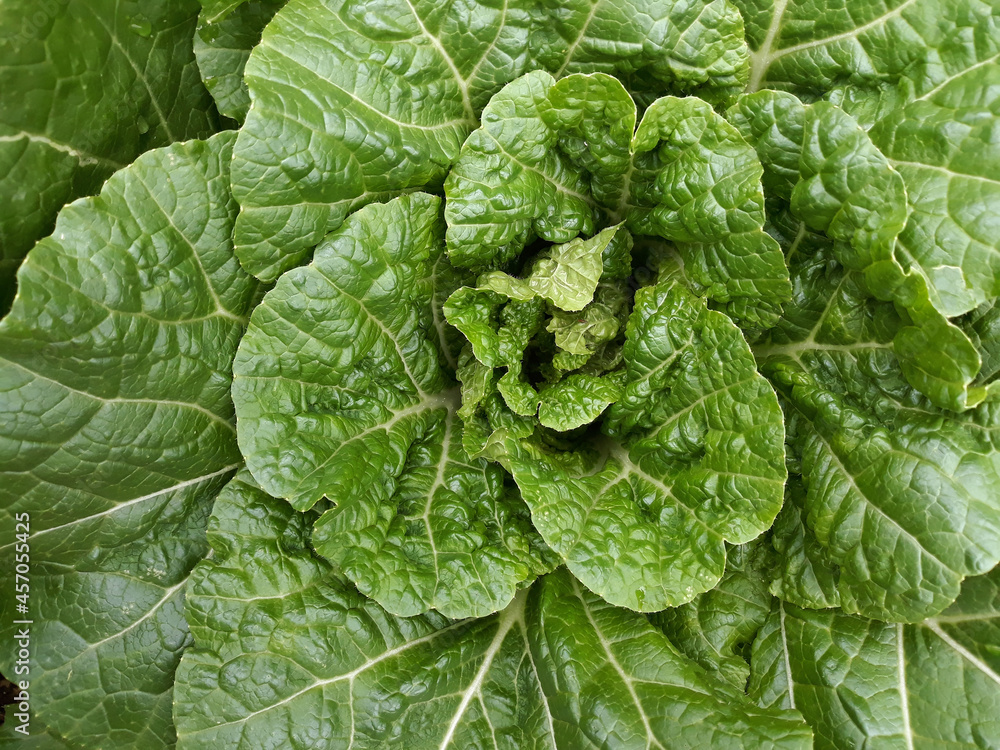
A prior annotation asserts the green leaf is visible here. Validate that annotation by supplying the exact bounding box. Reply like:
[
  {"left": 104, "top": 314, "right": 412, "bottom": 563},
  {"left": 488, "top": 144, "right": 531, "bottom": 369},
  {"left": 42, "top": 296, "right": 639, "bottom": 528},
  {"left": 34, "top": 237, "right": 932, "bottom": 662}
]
[
  {"left": 174, "top": 472, "right": 812, "bottom": 749},
  {"left": 750, "top": 569, "right": 1000, "bottom": 749},
  {"left": 532, "top": 0, "right": 750, "bottom": 107},
  {"left": 198, "top": 0, "right": 249, "bottom": 23},
  {"left": 232, "top": 193, "right": 553, "bottom": 619},
  {"left": 444, "top": 70, "right": 596, "bottom": 270},
  {"left": 499, "top": 272, "right": 786, "bottom": 612},
  {"left": 0, "top": 133, "right": 256, "bottom": 749},
  {"left": 869, "top": 98, "right": 1000, "bottom": 318},
  {"left": 651, "top": 540, "right": 774, "bottom": 691},
  {"left": 194, "top": 0, "right": 287, "bottom": 122},
  {"left": 537, "top": 372, "right": 621, "bottom": 431},
  {"left": 231, "top": 0, "right": 751, "bottom": 281},
  {"left": 626, "top": 94, "right": 790, "bottom": 329},
  {"left": 447, "top": 72, "right": 791, "bottom": 329},
  {"left": 526, "top": 225, "right": 623, "bottom": 311},
  {"left": 739, "top": 0, "right": 1000, "bottom": 101},
  {"left": 548, "top": 283, "right": 628, "bottom": 358},
  {"left": 768, "top": 478, "right": 843, "bottom": 611},
  {"left": 756, "top": 250, "right": 1000, "bottom": 621},
  {"left": 729, "top": 90, "right": 986, "bottom": 409},
  {"left": 0, "top": 0, "right": 219, "bottom": 314}
]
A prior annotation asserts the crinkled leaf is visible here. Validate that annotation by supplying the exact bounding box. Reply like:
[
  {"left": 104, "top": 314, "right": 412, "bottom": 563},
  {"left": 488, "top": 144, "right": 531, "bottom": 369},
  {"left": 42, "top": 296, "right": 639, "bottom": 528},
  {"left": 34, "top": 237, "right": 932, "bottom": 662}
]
[
  {"left": 750, "top": 569, "right": 1000, "bottom": 749},
  {"left": 232, "top": 0, "right": 745, "bottom": 281},
  {"left": 533, "top": 0, "right": 750, "bottom": 107},
  {"left": 498, "top": 272, "right": 786, "bottom": 612},
  {"left": 537, "top": 372, "right": 621, "bottom": 431},
  {"left": 651, "top": 540, "right": 774, "bottom": 691},
  {"left": 626, "top": 94, "right": 790, "bottom": 329},
  {"left": 173, "top": 473, "right": 812, "bottom": 749},
  {"left": 0, "top": 133, "right": 256, "bottom": 749},
  {"left": 756, "top": 250, "right": 1000, "bottom": 621},
  {"left": 444, "top": 70, "right": 596, "bottom": 269},
  {"left": 464, "top": 225, "right": 628, "bottom": 313},
  {"left": 739, "top": 0, "right": 1000, "bottom": 101},
  {"left": 869, "top": 98, "right": 1000, "bottom": 319},
  {"left": 526, "top": 225, "right": 622, "bottom": 311},
  {"left": 194, "top": 0, "right": 287, "bottom": 122},
  {"left": 0, "top": 0, "right": 219, "bottom": 313},
  {"left": 730, "top": 90, "right": 985, "bottom": 409},
  {"left": 233, "top": 193, "right": 552, "bottom": 619},
  {"left": 447, "top": 73, "right": 791, "bottom": 329},
  {"left": 768, "top": 478, "right": 843, "bottom": 611},
  {"left": 548, "top": 282, "right": 628, "bottom": 358}
]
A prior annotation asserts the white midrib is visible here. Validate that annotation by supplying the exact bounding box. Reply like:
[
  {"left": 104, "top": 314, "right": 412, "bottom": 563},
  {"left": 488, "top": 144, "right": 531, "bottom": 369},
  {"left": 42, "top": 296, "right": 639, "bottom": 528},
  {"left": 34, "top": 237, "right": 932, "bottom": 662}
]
[
  {"left": 573, "top": 579, "right": 665, "bottom": 750},
  {"left": 400, "top": 0, "right": 475, "bottom": 123},
  {"left": 916, "top": 51, "right": 1000, "bottom": 102},
  {"left": 519, "top": 619, "right": 559, "bottom": 746},
  {"left": 314, "top": 266, "right": 430, "bottom": 399},
  {"left": 132, "top": 172, "right": 246, "bottom": 323},
  {"left": 0, "top": 132, "right": 123, "bottom": 170},
  {"left": 91, "top": 3, "right": 176, "bottom": 142},
  {"left": 289, "top": 389, "right": 459, "bottom": 497},
  {"left": 747, "top": 0, "right": 921, "bottom": 91},
  {"left": 896, "top": 623, "right": 916, "bottom": 750},
  {"left": 747, "top": 0, "right": 789, "bottom": 92},
  {"left": 778, "top": 601, "right": 796, "bottom": 710},
  {"left": 10, "top": 465, "right": 240, "bottom": 550},
  {"left": 186, "top": 617, "right": 472, "bottom": 734},
  {"left": 555, "top": 0, "right": 601, "bottom": 77},
  {"left": 5, "top": 359, "right": 236, "bottom": 433},
  {"left": 421, "top": 410, "right": 455, "bottom": 589},
  {"left": 923, "top": 620, "right": 1000, "bottom": 688},
  {"left": 890, "top": 159, "right": 1000, "bottom": 189},
  {"left": 79, "top": 579, "right": 187, "bottom": 652},
  {"left": 437, "top": 593, "right": 524, "bottom": 749}
]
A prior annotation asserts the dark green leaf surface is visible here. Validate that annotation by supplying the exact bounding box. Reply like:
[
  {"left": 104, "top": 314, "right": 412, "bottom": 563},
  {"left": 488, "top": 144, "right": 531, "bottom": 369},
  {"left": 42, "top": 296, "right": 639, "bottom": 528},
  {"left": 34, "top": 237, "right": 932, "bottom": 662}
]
[
  {"left": 651, "top": 540, "right": 773, "bottom": 690},
  {"left": 233, "top": 194, "right": 554, "bottom": 619},
  {"left": 194, "top": 0, "right": 287, "bottom": 122},
  {"left": 0, "top": 133, "right": 256, "bottom": 748},
  {"left": 738, "top": 0, "right": 1000, "bottom": 101},
  {"left": 229, "top": 0, "right": 750, "bottom": 282},
  {"left": 757, "top": 249, "right": 1000, "bottom": 621},
  {"left": 737, "top": 0, "right": 1000, "bottom": 402},
  {"left": 751, "top": 568, "right": 1000, "bottom": 749},
  {"left": 730, "top": 90, "right": 985, "bottom": 409},
  {"left": 0, "top": 0, "right": 219, "bottom": 313},
  {"left": 174, "top": 472, "right": 812, "bottom": 749},
  {"left": 499, "top": 269, "right": 786, "bottom": 612}
]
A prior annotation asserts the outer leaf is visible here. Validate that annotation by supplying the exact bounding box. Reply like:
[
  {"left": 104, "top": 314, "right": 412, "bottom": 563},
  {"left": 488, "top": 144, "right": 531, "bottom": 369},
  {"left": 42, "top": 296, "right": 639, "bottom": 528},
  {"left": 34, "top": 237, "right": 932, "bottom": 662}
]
[
  {"left": 730, "top": 90, "right": 985, "bottom": 409},
  {"left": 650, "top": 540, "right": 773, "bottom": 691},
  {"left": 869, "top": 98, "right": 1000, "bottom": 318},
  {"left": 750, "top": 569, "right": 1000, "bottom": 749},
  {"left": 0, "top": 0, "right": 219, "bottom": 313},
  {"left": 233, "top": 193, "right": 552, "bottom": 619},
  {"left": 499, "top": 271, "right": 786, "bottom": 612},
  {"left": 174, "top": 472, "right": 813, "bottom": 749},
  {"left": 194, "top": 0, "right": 287, "bottom": 122},
  {"left": 739, "top": 0, "right": 1000, "bottom": 101},
  {"left": 532, "top": 0, "right": 750, "bottom": 107},
  {"left": 230, "top": 0, "right": 750, "bottom": 281},
  {"left": 756, "top": 250, "right": 1000, "bottom": 621},
  {"left": 0, "top": 133, "right": 256, "bottom": 749},
  {"left": 738, "top": 0, "right": 1000, "bottom": 396}
]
